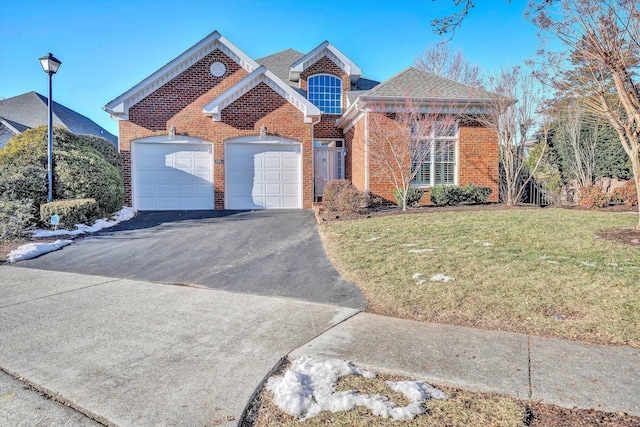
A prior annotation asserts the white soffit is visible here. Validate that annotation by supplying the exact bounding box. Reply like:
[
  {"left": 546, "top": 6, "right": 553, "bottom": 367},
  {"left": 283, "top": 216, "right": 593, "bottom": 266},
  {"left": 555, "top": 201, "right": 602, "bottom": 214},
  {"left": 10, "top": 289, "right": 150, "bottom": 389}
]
[
  {"left": 289, "top": 41, "right": 362, "bottom": 83},
  {"left": 104, "top": 30, "right": 259, "bottom": 121},
  {"left": 202, "top": 65, "right": 321, "bottom": 124}
]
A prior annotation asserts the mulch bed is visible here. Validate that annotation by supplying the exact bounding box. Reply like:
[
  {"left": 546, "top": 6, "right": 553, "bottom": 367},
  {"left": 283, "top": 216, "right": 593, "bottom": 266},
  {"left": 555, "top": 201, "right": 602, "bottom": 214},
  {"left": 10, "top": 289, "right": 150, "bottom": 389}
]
[{"left": 525, "top": 402, "right": 640, "bottom": 426}]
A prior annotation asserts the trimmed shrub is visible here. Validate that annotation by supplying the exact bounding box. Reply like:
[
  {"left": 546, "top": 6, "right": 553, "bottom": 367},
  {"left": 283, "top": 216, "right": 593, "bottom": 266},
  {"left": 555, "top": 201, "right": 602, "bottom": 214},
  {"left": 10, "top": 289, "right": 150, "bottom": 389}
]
[
  {"left": 40, "top": 199, "right": 100, "bottom": 230},
  {"left": 462, "top": 183, "right": 493, "bottom": 204},
  {"left": 0, "top": 164, "right": 47, "bottom": 223},
  {"left": 0, "top": 199, "right": 34, "bottom": 240},
  {"left": 0, "top": 126, "right": 124, "bottom": 216},
  {"left": 76, "top": 134, "right": 123, "bottom": 178},
  {"left": 54, "top": 147, "right": 124, "bottom": 215},
  {"left": 429, "top": 185, "right": 465, "bottom": 206},
  {"left": 393, "top": 187, "right": 424, "bottom": 208},
  {"left": 322, "top": 179, "right": 367, "bottom": 213},
  {"left": 611, "top": 180, "right": 638, "bottom": 206},
  {"left": 577, "top": 185, "right": 611, "bottom": 209}
]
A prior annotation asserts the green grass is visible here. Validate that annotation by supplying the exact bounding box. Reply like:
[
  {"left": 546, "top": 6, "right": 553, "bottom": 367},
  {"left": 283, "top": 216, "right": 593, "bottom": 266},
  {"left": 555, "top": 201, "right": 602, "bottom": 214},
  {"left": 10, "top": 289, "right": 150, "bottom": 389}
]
[{"left": 321, "top": 208, "right": 640, "bottom": 346}]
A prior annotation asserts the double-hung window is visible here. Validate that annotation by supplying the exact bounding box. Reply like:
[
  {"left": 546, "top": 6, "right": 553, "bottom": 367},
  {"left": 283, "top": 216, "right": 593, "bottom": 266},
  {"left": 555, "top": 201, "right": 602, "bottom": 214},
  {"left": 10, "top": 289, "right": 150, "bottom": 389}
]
[
  {"left": 308, "top": 74, "right": 342, "bottom": 114},
  {"left": 412, "top": 122, "right": 458, "bottom": 186}
]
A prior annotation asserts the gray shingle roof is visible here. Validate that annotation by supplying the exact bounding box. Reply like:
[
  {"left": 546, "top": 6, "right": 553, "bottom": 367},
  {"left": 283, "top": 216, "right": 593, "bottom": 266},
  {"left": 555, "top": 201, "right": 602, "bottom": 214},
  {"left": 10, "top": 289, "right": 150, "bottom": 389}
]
[
  {"left": 256, "top": 49, "right": 305, "bottom": 88},
  {"left": 363, "top": 67, "right": 494, "bottom": 101},
  {"left": 0, "top": 91, "right": 117, "bottom": 146}
]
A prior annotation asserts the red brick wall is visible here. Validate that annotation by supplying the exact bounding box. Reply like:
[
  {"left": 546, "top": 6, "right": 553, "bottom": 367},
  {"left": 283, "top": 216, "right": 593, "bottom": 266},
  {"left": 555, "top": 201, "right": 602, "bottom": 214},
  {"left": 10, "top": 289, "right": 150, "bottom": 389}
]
[
  {"left": 128, "top": 50, "right": 243, "bottom": 131},
  {"left": 457, "top": 122, "right": 499, "bottom": 202},
  {"left": 119, "top": 54, "right": 314, "bottom": 209},
  {"left": 352, "top": 115, "right": 499, "bottom": 205}
]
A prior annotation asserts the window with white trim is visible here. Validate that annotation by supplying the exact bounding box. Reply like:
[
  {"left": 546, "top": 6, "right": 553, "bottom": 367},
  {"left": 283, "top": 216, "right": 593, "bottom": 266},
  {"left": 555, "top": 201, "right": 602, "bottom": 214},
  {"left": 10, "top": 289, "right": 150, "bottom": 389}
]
[
  {"left": 308, "top": 74, "right": 342, "bottom": 114},
  {"left": 412, "top": 123, "right": 457, "bottom": 186}
]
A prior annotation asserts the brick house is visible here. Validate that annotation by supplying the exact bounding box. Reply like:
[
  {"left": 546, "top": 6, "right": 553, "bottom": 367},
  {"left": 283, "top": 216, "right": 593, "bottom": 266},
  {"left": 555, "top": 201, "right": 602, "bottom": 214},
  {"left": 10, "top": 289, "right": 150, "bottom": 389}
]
[{"left": 104, "top": 31, "right": 498, "bottom": 211}]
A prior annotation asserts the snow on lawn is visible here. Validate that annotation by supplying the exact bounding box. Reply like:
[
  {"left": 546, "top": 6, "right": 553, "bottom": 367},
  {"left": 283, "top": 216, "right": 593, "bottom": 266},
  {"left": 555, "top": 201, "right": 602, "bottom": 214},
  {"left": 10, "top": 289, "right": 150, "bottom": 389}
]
[
  {"left": 430, "top": 274, "right": 455, "bottom": 282},
  {"left": 266, "top": 356, "right": 446, "bottom": 421},
  {"left": 6, "top": 207, "right": 136, "bottom": 263}
]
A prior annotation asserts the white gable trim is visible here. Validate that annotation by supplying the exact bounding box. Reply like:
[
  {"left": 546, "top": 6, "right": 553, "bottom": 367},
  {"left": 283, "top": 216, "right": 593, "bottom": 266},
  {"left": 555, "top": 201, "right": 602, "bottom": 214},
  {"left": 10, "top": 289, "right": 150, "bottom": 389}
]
[
  {"left": 202, "top": 65, "right": 321, "bottom": 124},
  {"left": 289, "top": 41, "right": 361, "bottom": 83},
  {"left": 104, "top": 31, "right": 258, "bottom": 121}
]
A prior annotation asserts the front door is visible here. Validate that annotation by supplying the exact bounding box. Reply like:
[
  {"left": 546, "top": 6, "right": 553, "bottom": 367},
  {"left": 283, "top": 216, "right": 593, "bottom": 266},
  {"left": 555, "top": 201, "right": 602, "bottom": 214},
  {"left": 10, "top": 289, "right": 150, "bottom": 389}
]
[{"left": 314, "top": 143, "right": 344, "bottom": 198}]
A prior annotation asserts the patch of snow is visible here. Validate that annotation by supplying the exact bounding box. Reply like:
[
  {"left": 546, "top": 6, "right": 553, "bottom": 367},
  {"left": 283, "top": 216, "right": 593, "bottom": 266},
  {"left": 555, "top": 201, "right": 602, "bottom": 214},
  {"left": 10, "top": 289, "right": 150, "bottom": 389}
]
[
  {"left": 399, "top": 243, "right": 417, "bottom": 247},
  {"left": 365, "top": 237, "right": 378, "bottom": 242},
  {"left": 430, "top": 274, "right": 455, "bottom": 282},
  {"left": 31, "top": 207, "right": 136, "bottom": 238},
  {"left": 482, "top": 242, "right": 493, "bottom": 247},
  {"left": 580, "top": 261, "right": 596, "bottom": 268},
  {"left": 6, "top": 207, "right": 136, "bottom": 263},
  {"left": 7, "top": 240, "right": 73, "bottom": 263},
  {"left": 408, "top": 248, "right": 435, "bottom": 254},
  {"left": 415, "top": 280, "right": 426, "bottom": 285},
  {"left": 266, "top": 357, "right": 445, "bottom": 421},
  {"left": 472, "top": 239, "right": 481, "bottom": 243},
  {"left": 547, "top": 260, "right": 561, "bottom": 265},
  {"left": 412, "top": 273, "right": 424, "bottom": 280},
  {"left": 608, "top": 263, "right": 619, "bottom": 267}
]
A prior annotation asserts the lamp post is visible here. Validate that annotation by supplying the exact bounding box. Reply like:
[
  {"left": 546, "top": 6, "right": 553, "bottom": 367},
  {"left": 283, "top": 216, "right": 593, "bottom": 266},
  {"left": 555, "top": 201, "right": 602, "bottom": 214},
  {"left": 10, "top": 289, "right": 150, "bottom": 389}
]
[{"left": 39, "top": 53, "right": 62, "bottom": 203}]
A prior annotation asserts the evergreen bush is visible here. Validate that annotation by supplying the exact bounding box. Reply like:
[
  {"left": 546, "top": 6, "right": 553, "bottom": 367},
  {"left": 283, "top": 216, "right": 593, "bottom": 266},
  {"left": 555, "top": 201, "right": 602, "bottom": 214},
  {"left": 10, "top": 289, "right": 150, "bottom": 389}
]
[
  {"left": 429, "top": 185, "right": 465, "bottom": 206},
  {"left": 40, "top": 199, "right": 100, "bottom": 230},
  {"left": 393, "top": 187, "right": 424, "bottom": 208}
]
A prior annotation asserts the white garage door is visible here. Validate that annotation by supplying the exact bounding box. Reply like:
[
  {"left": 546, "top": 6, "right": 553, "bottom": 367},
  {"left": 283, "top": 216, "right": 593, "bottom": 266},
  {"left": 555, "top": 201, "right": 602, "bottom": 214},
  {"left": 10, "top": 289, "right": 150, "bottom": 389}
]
[
  {"left": 225, "top": 141, "right": 301, "bottom": 209},
  {"left": 133, "top": 142, "right": 214, "bottom": 210}
]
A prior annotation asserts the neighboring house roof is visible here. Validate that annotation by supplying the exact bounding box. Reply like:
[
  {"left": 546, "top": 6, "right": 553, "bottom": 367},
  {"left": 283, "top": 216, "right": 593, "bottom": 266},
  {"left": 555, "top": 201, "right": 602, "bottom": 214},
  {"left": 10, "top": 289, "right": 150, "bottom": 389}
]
[
  {"left": 0, "top": 91, "right": 117, "bottom": 148},
  {"left": 104, "top": 30, "right": 259, "bottom": 121},
  {"left": 202, "top": 65, "right": 321, "bottom": 124}
]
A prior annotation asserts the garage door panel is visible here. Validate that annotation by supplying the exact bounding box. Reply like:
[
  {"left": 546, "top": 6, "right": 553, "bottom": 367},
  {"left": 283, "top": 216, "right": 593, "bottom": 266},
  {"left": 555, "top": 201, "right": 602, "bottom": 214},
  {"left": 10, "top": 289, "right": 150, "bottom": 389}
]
[
  {"left": 133, "top": 142, "right": 214, "bottom": 211},
  {"left": 225, "top": 142, "right": 301, "bottom": 209}
]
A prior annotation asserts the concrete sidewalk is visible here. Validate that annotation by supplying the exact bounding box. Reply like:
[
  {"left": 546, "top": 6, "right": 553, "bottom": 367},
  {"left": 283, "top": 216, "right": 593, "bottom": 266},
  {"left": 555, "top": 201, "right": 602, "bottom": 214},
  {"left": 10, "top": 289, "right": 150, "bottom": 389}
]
[
  {"left": 1, "top": 266, "right": 639, "bottom": 426},
  {"left": 291, "top": 313, "right": 640, "bottom": 417}
]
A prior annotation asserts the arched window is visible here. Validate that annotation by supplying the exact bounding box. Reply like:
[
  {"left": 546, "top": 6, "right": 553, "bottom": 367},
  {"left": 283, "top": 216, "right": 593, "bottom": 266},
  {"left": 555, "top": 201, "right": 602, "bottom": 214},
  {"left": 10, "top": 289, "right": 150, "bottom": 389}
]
[{"left": 307, "top": 74, "right": 342, "bottom": 114}]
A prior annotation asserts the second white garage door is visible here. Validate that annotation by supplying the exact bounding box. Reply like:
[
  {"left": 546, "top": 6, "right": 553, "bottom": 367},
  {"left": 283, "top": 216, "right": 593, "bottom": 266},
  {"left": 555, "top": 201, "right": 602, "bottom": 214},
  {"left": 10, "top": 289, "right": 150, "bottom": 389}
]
[{"left": 225, "top": 141, "right": 301, "bottom": 209}]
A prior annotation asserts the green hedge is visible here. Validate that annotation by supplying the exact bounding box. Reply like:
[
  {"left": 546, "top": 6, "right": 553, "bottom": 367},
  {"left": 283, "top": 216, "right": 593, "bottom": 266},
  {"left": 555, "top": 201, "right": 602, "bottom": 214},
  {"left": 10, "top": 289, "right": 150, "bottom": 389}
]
[
  {"left": 40, "top": 199, "right": 100, "bottom": 230},
  {"left": 0, "top": 199, "right": 34, "bottom": 240},
  {"left": 430, "top": 184, "right": 493, "bottom": 206}
]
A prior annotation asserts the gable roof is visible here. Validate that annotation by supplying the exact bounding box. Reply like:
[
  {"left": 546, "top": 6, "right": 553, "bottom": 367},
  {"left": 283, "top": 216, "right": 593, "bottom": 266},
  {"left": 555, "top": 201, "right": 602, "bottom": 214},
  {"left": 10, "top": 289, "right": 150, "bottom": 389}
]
[
  {"left": 336, "top": 67, "right": 499, "bottom": 131},
  {"left": 104, "top": 30, "right": 259, "bottom": 121},
  {"left": 364, "top": 67, "right": 494, "bottom": 101},
  {"left": 0, "top": 91, "right": 117, "bottom": 146},
  {"left": 202, "top": 65, "right": 321, "bottom": 124},
  {"left": 289, "top": 41, "right": 362, "bottom": 83}
]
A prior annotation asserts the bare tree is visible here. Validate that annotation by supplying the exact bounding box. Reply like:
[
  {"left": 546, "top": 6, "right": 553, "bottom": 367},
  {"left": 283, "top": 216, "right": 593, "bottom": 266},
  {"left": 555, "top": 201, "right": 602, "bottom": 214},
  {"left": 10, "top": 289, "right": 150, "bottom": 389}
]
[
  {"left": 553, "top": 99, "right": 602, "bottom": 188},
  {"left": 366, "top": 98, "right": 459, "bottom": 211},
  {"left": 478, "top": 65, "right": 549, "bottom": 205},
  {"left": 415, "top": 44, "right": 483, "bottom": 87},
  {"left": 433, "top": 0, "right": 640, "bottom": 227}
]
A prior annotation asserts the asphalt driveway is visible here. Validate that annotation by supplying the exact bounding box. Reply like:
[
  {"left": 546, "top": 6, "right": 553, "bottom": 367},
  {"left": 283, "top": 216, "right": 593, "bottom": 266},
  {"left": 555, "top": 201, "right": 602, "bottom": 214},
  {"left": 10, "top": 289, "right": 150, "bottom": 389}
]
[{"left": 16, "top": 210, "right": 365, "bottom": 308}]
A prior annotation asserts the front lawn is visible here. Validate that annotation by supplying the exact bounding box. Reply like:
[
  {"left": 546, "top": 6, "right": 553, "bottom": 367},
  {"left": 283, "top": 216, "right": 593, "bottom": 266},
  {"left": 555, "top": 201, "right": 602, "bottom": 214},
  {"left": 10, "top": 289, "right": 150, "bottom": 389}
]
[{"left": 321, "top": 208, "right": 640, "bottom": 346}]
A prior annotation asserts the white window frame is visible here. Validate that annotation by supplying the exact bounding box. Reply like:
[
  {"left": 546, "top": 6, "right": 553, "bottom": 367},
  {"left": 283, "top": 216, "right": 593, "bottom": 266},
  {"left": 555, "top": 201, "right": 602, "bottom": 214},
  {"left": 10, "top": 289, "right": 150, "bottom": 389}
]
[
  {"left": 411, "top": 123, "right": 458, "bottom": 187},
  {"left": 307, "top": 74, "right": 342, "bottom": 114}
]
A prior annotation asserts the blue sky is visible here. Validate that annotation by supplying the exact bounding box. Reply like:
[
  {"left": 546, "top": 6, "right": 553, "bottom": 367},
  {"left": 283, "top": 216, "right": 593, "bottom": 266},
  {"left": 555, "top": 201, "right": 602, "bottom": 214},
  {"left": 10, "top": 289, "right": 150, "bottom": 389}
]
[{"left": 0, "top": 0, "right": 536, "bottom": 136}]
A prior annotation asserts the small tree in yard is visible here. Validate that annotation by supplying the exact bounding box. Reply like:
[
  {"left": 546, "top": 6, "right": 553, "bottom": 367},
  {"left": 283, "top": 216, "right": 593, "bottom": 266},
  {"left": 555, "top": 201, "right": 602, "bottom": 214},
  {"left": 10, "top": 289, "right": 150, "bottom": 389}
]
[
  {"left": 366, "top": 98, "right": 459, "bottom": 211},
  {"left": 477, "top": 65, "right": 550, "bottom": 205}
]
